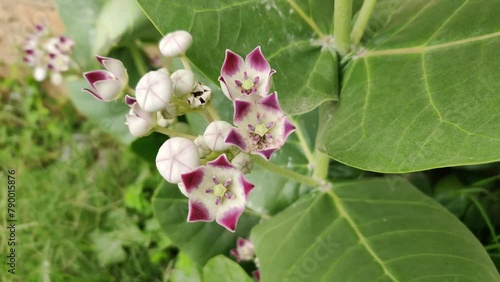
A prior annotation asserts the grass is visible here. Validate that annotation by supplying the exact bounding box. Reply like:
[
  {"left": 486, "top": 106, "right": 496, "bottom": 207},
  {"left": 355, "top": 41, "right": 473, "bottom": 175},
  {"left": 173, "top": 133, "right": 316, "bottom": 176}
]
[{"left": 0, "top": 65, "right": 168, "bottom": 282}]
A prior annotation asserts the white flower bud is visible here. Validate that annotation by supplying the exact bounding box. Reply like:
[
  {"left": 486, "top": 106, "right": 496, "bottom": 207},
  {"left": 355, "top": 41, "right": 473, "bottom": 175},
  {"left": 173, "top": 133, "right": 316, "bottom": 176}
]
[
  {"left": 171, "top": 69, "right": 195, "bottom": 97},
  {"left": 156, "top": 137, "right": 200, "bottom": 183},
  {"left": 126, "top": 103, "right": 156, "bottom": 137},
  {"left": 135, "top": 71, "right": 173, "bottom": 112},
  {"left": 34, "top": 66, "right": 47, "bottom": 81},
  {"left": 231, "top": 152, "right": 253, "bottom": 174},
  {"left": 203, "top": 121, "right": 233, "bottom": 152},
  {"left": 159, "top": 30, "right": 193, "bottom": 57},
  {"left": 194, "top": 136, "right": 211, "bottom": 158}
]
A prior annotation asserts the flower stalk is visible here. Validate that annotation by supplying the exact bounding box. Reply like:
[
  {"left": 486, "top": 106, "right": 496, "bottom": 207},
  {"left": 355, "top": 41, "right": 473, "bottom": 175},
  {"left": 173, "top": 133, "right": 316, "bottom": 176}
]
[
  {"left": 154, "top": 126, "right": 196, "bottom": 140},
  {"left": 334, "top": 0, "right": 353, "bottom": 56},
  {"left": 253, "top": 156, "right": 320, "bottom": 187},
  {"left": 351, "top": 0, "right": 378, "bottom": 46}
]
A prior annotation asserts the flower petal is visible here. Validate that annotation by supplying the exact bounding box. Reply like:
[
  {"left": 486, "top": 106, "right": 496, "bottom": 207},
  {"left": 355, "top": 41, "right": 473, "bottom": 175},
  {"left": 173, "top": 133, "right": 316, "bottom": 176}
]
[
  {"left": 188, "top": 200, "right": 215, "bottom": 222},
  {"left": 94, "top": 79, "right": 123, "bottom": 101},
  {"left": 207, "top": 154, "right": 234, "bottom": 169},
  {"left": 245, "top": 46, "right": 271, "bottom": 73},
  {"left": 181, "top": 167, "right": 205, "bottom": 193},
  {"left": 240, "top": 174, "right": 254, "bottom": 199},
  {"left": 255, "top": 148, "right": 277, "bottom": 160},
  {"left": 82, "top": 88, "right": 103, "bottom": 101},
  {"left": 221, "top": 49, "right": 245, "bottom": 77},
  {"left": 283, "top": 117, "right": 296, "bottom": 140},
  {"left": 216, "top": 207, "right": 244, "bottom": 232},
  {"left": 218, "top": 76, "right": 234, "bottom": 100},
  {"left": 203, "top": 121, "right": 234, "bottom": 152},
  {"left": 126, "top": 114, "right": 152, "bottom": 137},
  {"left": 83, "top": 70, "right": 114, "bottom": 90},
  {"left": 258, "top": 92, "right": 281, "bottom": 112},
  {"left": 124, "top": 95, "right": 137, "bottom": 106},
  {"left": 233, "top": 99, "right": 253, "bottom": 122},
  {"left": 225, "top": 129, "right": 248, "bottom": 151}
]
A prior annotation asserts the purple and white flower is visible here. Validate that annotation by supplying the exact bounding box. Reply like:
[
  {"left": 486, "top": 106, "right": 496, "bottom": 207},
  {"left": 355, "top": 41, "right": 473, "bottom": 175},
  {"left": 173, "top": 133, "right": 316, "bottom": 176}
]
[
  {"left": 218, "top": 47, "right": 275, "bottom": 101},
  {"left": 181, "top": 154, "right": 254, "bottom": 232},
  {"left": 125, "top": 102, "right": 156, "bottom": 137},
  {"left": 225, "top": 92, "right": 295, "bottom": 160},
  {"left": 83, "top": 55, "right": 128, "bottom": 102},
  {"left": 230, "top": 237, "right": 255, "bottom": 262},
  {"left": 156, "top": 137, "right": 200, "bottom": 184}
]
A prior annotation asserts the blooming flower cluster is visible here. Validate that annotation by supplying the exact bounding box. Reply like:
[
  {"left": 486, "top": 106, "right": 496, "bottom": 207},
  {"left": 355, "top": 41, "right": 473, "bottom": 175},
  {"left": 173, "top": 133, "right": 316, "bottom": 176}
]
[
  {"left": 23, "top": 24, "right": 75, "bottom": 85},
  {"left": 81, "top": 30, "right": 295, "bottom": 232}
]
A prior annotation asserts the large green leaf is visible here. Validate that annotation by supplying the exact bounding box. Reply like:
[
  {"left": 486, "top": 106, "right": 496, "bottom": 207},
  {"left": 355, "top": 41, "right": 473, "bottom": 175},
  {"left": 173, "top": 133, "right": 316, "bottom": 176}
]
[
  {"left": 136, "top": 0, "right": 339, "bottom": 115},
  {"left": 152, "top": 182, "right": 260, "bottom": 265},
  {"left": 252, "top": 178, "right": 499, "bottom": 281},
  {"left": 58, "top": 0, "right": 145, "bottom": 68},
  {"left": 318, "top": 0, "right": 500, "bottom": 172},
  {"left": 202, "top": 255, "right": 253, "bottom": 282}
]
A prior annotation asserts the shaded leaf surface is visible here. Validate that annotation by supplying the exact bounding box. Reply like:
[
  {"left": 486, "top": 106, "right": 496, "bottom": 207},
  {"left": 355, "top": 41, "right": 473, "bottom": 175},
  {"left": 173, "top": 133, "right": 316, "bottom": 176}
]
[
  {"left": 318, "top": 0, "right": 500, "bottom": 172},
  {"left": 136, "top": 0, "right": 339, "bottom": 115},
  {"left": 252, "top": 178, "right": 499, "bottom": 281},
  {"left": 202, "top": 255, "right": 253, "bottom": 282}
]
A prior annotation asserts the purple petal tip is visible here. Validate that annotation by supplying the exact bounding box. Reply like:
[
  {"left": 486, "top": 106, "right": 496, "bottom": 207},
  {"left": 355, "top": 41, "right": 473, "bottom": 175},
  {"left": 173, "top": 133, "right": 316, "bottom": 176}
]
[
  {"left": 207, "top": 154, "right": 234, "bottom": 169},
  {"left": 217, "top": 208, "right": 243, "bottom": 232},
  {"left": 221, "top": 49, "right": 244, "bottom": 77},
  {"left": 256, "top": 148, "right": 276, "bottom": 160},
  {"left": 188, "top": 200, "right": 212, "bottom": 222},
  {"left": 181, "top": 168, "right": 205, "bottom": 193},
  {"left": 283, "top": 117, "right": 296, "bottom": 139},
  {"left": 258, "top": 92, "right": 281, "bottom": 111},
  {"left": 225, "top": 129, "right": 247, "bottom": 151},
  {"left": 240, "top": 174, "right": 254, "bottom": 198},
  {"left": 246, "top": 46, "right": 270, "bottom": 72},
  {"left": 234, "top": 99, "right": 253, "bottom": 122}
]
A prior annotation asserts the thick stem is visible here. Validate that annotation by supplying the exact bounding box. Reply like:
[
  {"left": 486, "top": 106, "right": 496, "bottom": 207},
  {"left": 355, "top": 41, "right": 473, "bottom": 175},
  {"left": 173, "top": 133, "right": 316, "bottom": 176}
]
[
  {"left": 288, "top": 116, "right": 314, "bottom": 164},
  {"left": 313, "top": 150, "right": 330, "bottom": 180},
  {"left": 334, "top": 0, "right": 353, "bottom": 56},
  {"left": 351, "top": 0, "right": 377, "bottom": 46},
  {"left": 131, "top": 47, "right": 148, "bottom": 76},
  {"left": 205, "top": 103, "right": 221, "bottom": 121},
  {"left": 253, "top": 156, "right": 320, "bottom": 187},
  {"left": 179, "top": 55, "right": 192, "bottom": 72},
  {"left": 154, "top": 126, "right": 196, "bottom": 140}
]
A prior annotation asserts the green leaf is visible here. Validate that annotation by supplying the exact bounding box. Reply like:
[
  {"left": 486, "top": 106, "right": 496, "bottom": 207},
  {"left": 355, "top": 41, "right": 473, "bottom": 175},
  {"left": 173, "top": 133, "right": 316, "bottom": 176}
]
[
  {"left": 136, "top": 0, "right": 339, "bottom": 115},
  {"left": 202, "top": 255, "right": 253, "bottom": 282},
  {"left": 58, "top": 0, "right": 146, "bottom": 67},
  {"left": 67, "top": 79, "right": 133, "bottom": 143},
  {"left": 152, "top": 183, "right": 260, "bottom": 265},
  {"left": 252, "top": 178, "right": 499, "bottom": 281},
  {"left": 171, "top": 252, "right": 203, "bottom": 282},
  {"left": 318, "top": 0, "right": 500, "bottom": 172}
]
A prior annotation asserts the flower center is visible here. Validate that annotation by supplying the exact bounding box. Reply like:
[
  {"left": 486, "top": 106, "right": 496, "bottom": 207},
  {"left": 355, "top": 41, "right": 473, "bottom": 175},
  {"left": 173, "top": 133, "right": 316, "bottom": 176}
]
[
  {"left": 235, "top": 72, "right": 260, "bottom": 95},
  {"left": 247, "top": 115, "right": 274, "bottom": 150},
  {"left": 206, "top": 177, "right": 233, "bottom": 205}
]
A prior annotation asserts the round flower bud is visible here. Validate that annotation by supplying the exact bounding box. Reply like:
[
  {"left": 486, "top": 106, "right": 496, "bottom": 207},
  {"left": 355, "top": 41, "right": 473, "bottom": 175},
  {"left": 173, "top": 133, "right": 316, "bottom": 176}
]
[
  {"left": 177, "top": 182, "right": 188, "bottom": 197},
  {"left": 231, "top": 152, "right": 253, "bottom": 174},
  {"left": 203, "top": 121, "right": 233, "bottom": 152},
  {"left": 171, "top": 69, "right": 195, "bottom": 97},
  {"left": 135, "top": 71, "right": 173, "bottom": 112},
  {"left": 159, "top": 30, "right": 193, "bottom": 57},
  {"left": 126, "top": 103, "right": 156, "bottom": 137},
  {"left": 156, "top": 137, "right": 200, "bottom": 183},
  {"left": 194, "top": 136, "right": 211, "bottom": 158}
]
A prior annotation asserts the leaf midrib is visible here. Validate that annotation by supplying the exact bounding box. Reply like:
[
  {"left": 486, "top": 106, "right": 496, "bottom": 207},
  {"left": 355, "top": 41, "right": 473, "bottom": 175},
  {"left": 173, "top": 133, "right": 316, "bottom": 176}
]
[{"left": 326, "top": 190, "right": 399, "bottom": 282}]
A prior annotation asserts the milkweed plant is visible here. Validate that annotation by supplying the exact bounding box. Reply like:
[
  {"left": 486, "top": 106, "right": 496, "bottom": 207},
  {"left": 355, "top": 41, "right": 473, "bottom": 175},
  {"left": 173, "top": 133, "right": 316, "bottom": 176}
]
[{"left": 25, "top": 0, "right": 500, "bottom": 281}]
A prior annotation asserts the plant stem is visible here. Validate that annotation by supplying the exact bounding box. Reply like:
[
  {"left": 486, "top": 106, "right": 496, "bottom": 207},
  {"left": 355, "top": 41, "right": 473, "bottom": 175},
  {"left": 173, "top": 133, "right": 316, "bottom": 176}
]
[
  {"left": 179, "top": 55, "right": 192, "bottom": 71},
  {"left": 126, "top": 85, "right": 136, "bottom": 95},
  {"left": 244, "top": 207, "right": 271, "bottom": 220},
  {"left": 288, "top": 116, "right": 314, "bottom": 164},
  {"left": 287, "top": 0, "right": 325, "bottom": 38},
  {"left": 253, "top": 156, "right": 320, "bottom": 187},
  {"left": 351, "top": 0, "right": 377, "bottom": 46},
  {"left": 313, "top": 150, "right": 330, "bottom": 179},
  {"left": 131, "top": 46, "right": 148, "bottom": 76},
  {"left": 154, "top": 126, "right": 196, "bottom": 140},
  {"left": 334, "top": 0, "right": 353, "bottom": 56},
  {"left": 205, "top": 103, "right": 221, "bottom": 121}
]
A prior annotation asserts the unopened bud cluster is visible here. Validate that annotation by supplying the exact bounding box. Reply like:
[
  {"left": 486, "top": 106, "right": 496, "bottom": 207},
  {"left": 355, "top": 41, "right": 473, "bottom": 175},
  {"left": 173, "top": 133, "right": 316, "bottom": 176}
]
[
  {"left": 81, "top": 30, "right": 295, "bottom": 232},
  {"left": 23, "top": 24, "right": 75, "bottom": 85}
]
